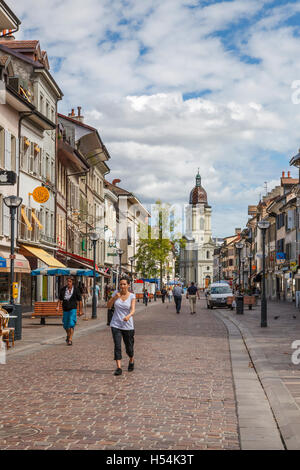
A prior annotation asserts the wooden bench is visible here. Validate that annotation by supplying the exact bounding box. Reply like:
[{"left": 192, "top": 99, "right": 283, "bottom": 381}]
[
  {"left": 226, "top": 295, "right": 256, "bottom": 310},
  {"left": 32, "top": 302, "right": 80, "bottom": 325}
]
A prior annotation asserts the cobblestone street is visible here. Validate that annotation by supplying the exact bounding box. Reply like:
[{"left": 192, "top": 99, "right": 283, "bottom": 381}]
[{"left": 0, "top": 299, "right": 240, "bottom": 450}]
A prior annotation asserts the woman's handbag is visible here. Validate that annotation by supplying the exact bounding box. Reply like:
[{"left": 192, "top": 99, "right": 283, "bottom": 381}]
[{"left": 107, "top": 307, "right": 114, "bottom": 326}]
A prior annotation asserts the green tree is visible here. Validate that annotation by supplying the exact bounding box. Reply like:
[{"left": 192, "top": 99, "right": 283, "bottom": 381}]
[{"left": 135, "top": 200, "right": 186, "bottom": 285}]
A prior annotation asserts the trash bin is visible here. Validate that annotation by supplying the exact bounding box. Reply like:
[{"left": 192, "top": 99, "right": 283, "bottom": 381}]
[
  {"left": 3, "top": 304, "right": 22, "bottom": 340},
  {"left": 236, "top": 295, "right": 244, "bottom": 315}
]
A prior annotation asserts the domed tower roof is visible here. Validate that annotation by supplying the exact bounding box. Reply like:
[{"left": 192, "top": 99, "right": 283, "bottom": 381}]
[{"left": 189, "top": 171, "right": 208, "bottom": 205}]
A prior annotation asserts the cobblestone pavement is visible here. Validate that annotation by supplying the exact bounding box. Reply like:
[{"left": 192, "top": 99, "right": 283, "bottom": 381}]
[{"left": 0, "top": 298, "right": 240, "bottom": 450}]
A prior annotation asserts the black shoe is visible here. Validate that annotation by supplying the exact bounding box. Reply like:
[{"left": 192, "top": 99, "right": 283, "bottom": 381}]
[
  {"left": 114, "top": 368, "right": 122, "bottom": 376},
  {"left": 128, "top": 362, "right": 134, "bottom": 372}
]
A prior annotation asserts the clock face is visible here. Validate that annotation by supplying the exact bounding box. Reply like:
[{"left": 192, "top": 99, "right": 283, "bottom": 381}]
[{"left": 32, "top": 186, "right": 50, "bottom": 204}]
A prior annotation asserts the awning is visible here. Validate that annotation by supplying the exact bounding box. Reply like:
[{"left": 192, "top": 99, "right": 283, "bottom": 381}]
[
  {"left": 58, "top": 249, "right": 99, "bottom": 270},
  {"left": 21, "top": 207, "right": 32, "bottom": 231},
  {"left": 0, "top": 251, "right": 31, "bottom": 273},
  {"left": 21, "top": 245, "right": 66, "bottom": 268},
  {"left": 31, "top": 210, "right": 43, "bottom": 229},
  {"left": 31, "top": 268, "right": 101, "bottom": 277},
  {"left": 57, "top": 250, "right": 110, "bottom": 277}
]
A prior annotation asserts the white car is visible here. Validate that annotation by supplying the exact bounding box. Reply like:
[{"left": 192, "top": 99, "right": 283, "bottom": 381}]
[{"left": 207, "top": 283, "right": 233, "bottom": 309}]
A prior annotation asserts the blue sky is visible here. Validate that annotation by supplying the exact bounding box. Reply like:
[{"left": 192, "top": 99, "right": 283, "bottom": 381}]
[{"left": 8, "top": 0, "right": 300, "bottom": 237}]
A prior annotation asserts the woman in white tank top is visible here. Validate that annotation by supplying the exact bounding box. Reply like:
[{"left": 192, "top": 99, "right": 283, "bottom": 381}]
[{"left": 107, "top": 277, "right": 136, "bottom": 376}]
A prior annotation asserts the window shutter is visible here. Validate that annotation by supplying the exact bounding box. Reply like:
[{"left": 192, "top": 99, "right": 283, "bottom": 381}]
[
  {"left": 15, "top": 138, "right": 19, "bottom": 175},
  {"left": 3, "top": 203, "right": 10, "bottom": 236},
  {"left": 4, "top": 130, "right": 11, "bottom": 170}
]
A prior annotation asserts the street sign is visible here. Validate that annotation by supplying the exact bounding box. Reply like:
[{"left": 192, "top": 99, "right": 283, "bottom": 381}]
[
  {"left": 107, "top": 253, "right": 117, "bottom": 256},
  {"left": 32, "top": 186, "right": 49, "bottom": 203},
  {"left": 0, "top": 170, "right": 16, "bottom": 185},
  {"left": 0, "top": 256, "right": 6, "bottom": 268}
]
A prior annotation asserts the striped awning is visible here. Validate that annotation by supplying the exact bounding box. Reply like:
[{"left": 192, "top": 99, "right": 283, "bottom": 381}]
[{"left": 31, "top": 268, "right": 101, "bottom": 277}]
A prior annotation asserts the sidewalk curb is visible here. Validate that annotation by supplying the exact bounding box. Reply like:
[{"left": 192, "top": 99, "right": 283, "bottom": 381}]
[
  {"left": 213, "top": 310, "right": 284, "bottom": 450},
  {"left": 215, "top": 308, "right": 300, "bottom": 450}
]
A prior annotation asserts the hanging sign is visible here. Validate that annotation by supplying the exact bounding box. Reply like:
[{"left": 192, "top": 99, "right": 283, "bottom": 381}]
[{"left": 32, "top": 186, "right": 49, "bottom": 204}]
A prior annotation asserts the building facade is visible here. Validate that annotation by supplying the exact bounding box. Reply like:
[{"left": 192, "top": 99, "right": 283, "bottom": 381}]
[{"left": 180, "top": 172, "right": 215, "bottom": 289}]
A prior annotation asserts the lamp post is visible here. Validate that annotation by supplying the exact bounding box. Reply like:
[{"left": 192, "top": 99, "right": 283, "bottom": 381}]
[
  {"left": 117, "top": 249, "right": 124, "bottom": 285},
  {"left": 258, "top": 220, "right": 270, "bottom": 327},
  {"left": 3, "top": 196, "right": 22, "bottom": 304},
  {"left": 241, "top": 258, "right": 246, "bottom": 291},
  {"left": 235, "top": 242, "right": 244, "bottom": 314},
  {"left": 218, "top": 249, "right": 222, "bottom": 282},
  {"left": 89, "top": 232, "right": 100, "bottom": 319},
  {"left": 129, "top": 256, "right": 135, "bottom": 291},
  {"left": 248, "top": 253, "right": 253, "bottom": 292}
]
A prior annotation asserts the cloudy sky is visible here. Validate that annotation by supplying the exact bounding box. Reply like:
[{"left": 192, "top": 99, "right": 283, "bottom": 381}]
[{"left": 9, "top": 0, "right": 300, "bottom": 237}]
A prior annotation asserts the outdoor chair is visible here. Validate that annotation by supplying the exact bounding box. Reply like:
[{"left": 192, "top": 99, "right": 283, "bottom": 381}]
[{"left": 0, "top": 307, "right": 15, "bottom": 349}]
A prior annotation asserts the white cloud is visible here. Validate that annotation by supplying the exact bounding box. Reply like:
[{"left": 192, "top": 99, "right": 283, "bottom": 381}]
[{"left": 7, "top": 0, "right": 300, "bottom": 236}]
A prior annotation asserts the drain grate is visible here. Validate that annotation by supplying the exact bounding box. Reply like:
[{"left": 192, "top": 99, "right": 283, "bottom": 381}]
[{"left": 0, "top": 424, "right": 41, "bottom": 438}]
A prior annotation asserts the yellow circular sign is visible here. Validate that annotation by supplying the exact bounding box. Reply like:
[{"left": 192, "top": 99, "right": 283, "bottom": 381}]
[{"left": 32, "top": 186, "right": 49, "bottom": 204}]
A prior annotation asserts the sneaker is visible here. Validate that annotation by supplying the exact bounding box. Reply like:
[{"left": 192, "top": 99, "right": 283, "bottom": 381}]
[
  {"left": 114, "top": 368, "right": 122, "bottom": 376},
  {"left": 128, "top": 362, "right": 134, "bottom": 372}
]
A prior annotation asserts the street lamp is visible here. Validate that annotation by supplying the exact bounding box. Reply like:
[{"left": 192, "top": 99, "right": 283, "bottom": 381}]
[
  {"left": 89, "top": 232, "right": 100, "bottom": 319},
  {"left": 241, "top": 258, "right": 246, "bottom": 291},
  {"left": 129, "top": 256, "right": 135, "bottom": 291},
  {"left": 248, "top": 253, "right": 253, "bottom": 292},
  {"left": 235, "top": 241, "right": 244, "bottom": 314},
  {"left": 3, "top": 196, "right": 22, "bottom": 304},
  {"left": 117, "top": 248, "right": 124, "bottom": 285},
  {"left": 258, "top": 220, "right": 270, "bottom": 327},
  {"left": 235, "top": 242, "right": 244, "bottom": 289}
]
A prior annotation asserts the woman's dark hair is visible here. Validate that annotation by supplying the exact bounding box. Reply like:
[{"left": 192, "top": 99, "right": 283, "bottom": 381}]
[{"left": 120, "top": 276, "right": 130, "bottom": 284}]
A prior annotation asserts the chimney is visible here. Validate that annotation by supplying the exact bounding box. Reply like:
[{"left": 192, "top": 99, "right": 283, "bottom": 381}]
[
  {"left": 282, "top": 171, "right": 285, "bottom": 178},
  {"left": 70, "top": 106, "right": 84, "bottom": 122},
  {"left": 288, "top": 171, "right": 291, "bottom": 178},
  {"left": 68, "top": 108, "right": 75, "bottom": 117},
  {"left": 112, "top": 179, "right": 121, "bottom": 186}
]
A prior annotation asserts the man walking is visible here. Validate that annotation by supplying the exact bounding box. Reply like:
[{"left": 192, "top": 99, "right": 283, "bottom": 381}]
[
  {"left": 57, "top": 277, "right": 82, "bottom": 345},
  {"left": 186, "top": 282, "right": 200, "bottom": 314},
  {"left": 173, "top": 283, "right": 184, "bottom": 314},
  {"left": 161, "top": 286, "right": 167, "bottom": 303}
]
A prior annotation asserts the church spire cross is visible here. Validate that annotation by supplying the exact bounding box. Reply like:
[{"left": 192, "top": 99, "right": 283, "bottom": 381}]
[{"left": 196, "top": 170, "right": 201, "bottom": 187}]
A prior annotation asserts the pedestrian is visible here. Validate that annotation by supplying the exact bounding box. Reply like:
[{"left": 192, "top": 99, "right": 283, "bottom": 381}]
[
  {"left": 167, "top": 287, "right": 173, "bottom": 303},
  {"left": 143, "top": 289, "right": 149, "bottom": 306},
  {"left": 173, "top": 283, "right": 184, "bottom": 314},
  {"left": 91, "top": 282, "right": 100, "bottom": 307},
  {"left": 79, "top": 282, "right": 88, "bottom": 313},
  {"left": 107, "top": 276, "right": 136, "bottom": 376},
  {"left": 161, "top": 286, "right": 167, "bottom": 303},
  {"left": 186, "top": 281, "right": 200, "bottom": 314},
  {"left": 56, "top": 277, "right": 82, "bottom": 346}
]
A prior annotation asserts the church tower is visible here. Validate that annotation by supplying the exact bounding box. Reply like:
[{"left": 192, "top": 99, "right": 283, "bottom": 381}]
[{"left": 180, "top": 171, "right": 215, "bottom": 289}]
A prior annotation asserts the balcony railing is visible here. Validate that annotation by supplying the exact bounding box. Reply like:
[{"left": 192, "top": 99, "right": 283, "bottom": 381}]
[{"left": 39, "top": 233, "right": 56, "bottom": 245}]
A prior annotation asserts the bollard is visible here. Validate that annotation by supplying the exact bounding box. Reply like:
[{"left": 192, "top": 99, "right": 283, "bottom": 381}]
[{"left": 236, "top": 295, "right": 244, "bottom": 315}]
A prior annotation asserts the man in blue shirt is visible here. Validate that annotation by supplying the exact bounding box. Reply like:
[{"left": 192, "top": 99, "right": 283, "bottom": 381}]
[
  {"left": 173, "top": 284, "right": 184, "bottom": 314},
  {"left": 186, "top": 282, "right": 200, "bottom": 314}
]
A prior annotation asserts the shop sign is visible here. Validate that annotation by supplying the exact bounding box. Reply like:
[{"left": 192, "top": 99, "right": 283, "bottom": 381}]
[
  {"left": 276, "top": 252, "right": 286, "bottom": 260},
  {"left": 0, "top": 256, "right": 6, "bottom": 268},
  {"left": 32, "top": 186, "right": 50, "bottom": 204}
]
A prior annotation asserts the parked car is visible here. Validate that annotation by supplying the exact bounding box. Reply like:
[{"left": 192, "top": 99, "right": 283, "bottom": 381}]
[{"left": 206, "top": 282, "right": 233, "bottom": 309}]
